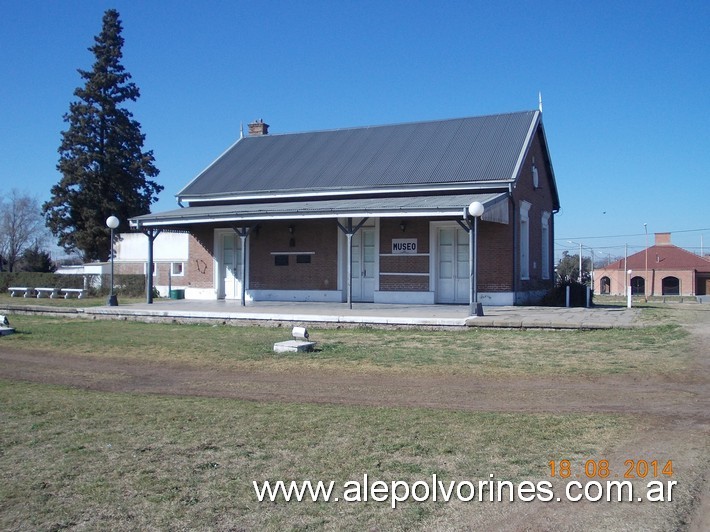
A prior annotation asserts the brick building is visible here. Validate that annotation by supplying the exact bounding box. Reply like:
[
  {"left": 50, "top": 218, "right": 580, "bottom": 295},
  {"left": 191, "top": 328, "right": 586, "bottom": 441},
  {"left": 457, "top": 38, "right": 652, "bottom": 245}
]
[
  {"left": 130, "top": 111, "right": 560, "bottom": 306},
  {"left": 595, "top": 233, "right": 710, "bottom": 297}
]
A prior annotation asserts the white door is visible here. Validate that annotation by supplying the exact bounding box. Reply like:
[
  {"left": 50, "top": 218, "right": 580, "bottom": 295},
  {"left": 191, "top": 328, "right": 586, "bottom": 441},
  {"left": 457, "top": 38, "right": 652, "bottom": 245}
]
[
  {"left": 437, "top": 227, "right": 469, "bottom": 303},
  {"left": 352, "top": 228, "right": 375, "bottom": 302},
  {"left": 220, "top": 233, "right": 243, "bottom": 300}
]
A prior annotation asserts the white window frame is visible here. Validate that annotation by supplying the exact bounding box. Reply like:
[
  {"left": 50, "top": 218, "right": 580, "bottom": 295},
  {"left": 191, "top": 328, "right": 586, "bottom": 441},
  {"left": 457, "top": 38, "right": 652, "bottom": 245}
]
[
  {"left": 171, "top": 262, "right": 185, "bottom": 277},
  {"left": 144, "top": 262, "right": 157, "bottom": 277},
  {"left": 520, "top": 201, "right": 531, "bottom": 280}
]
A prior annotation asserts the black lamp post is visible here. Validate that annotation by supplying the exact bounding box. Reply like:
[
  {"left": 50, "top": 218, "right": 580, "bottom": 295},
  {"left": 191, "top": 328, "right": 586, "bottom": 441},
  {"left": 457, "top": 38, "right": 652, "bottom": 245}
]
[
  {"left": 468, "top": 201, "right": 484, "bottom": 317},
  {"left": 106, "top": 215, "right": 119, "bottom": 306}
]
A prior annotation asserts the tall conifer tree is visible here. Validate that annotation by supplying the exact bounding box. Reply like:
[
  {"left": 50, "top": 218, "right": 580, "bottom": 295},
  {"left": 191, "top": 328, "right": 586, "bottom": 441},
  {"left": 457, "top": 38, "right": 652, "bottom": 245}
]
[{"left": 43, "top": 9, "right": 162, "bottom": 261}]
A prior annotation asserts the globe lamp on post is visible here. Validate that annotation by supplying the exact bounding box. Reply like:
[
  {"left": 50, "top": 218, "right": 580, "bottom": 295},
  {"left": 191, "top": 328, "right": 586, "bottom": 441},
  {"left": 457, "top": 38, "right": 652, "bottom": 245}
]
[
  {"left": 106, "top": 215, "right": 120, "bottom": 306},
  {"left": 468, "top": 201, "right": 485, "bottom": 317}
]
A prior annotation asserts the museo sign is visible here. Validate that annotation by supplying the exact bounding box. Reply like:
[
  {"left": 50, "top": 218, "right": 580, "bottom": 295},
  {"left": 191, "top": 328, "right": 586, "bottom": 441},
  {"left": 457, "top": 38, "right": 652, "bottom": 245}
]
[{"left": 392, "top": 238, "right": 418, "bottom": 254}]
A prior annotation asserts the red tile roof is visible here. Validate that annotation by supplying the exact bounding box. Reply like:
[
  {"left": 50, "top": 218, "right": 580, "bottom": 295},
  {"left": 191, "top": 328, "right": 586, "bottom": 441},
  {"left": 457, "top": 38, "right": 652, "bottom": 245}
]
[{"left": 603, "top": 244, "right": 710, "bottom": 272}]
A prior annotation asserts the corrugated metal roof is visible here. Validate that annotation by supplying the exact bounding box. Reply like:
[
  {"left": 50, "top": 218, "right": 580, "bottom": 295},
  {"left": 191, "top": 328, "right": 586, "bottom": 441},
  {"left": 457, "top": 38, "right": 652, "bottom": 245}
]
[
  {"left": 132, "top": 192, "right": 508, "bottom": 228},
  {"left": 178, "top": 111, "right": 539, "bottom": 199}
]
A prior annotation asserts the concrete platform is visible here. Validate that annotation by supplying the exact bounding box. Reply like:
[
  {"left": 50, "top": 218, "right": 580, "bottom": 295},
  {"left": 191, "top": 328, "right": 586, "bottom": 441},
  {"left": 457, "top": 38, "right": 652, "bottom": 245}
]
[{"left": 72, "top": 300, "right": 643, "bottom": 330}]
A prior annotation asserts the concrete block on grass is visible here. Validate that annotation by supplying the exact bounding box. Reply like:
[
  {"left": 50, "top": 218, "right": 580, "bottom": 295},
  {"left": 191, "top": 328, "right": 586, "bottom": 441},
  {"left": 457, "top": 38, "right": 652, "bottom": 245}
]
[{"left": 273, "top": 340, "right": 316, "bottom": 353}]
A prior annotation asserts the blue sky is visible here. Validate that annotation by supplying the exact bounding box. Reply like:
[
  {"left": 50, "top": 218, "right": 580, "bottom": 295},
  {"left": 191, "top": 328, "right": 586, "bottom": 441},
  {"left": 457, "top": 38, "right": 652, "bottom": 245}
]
[{"left": 1, "top": 0, "right": 708, "bottom": 260}]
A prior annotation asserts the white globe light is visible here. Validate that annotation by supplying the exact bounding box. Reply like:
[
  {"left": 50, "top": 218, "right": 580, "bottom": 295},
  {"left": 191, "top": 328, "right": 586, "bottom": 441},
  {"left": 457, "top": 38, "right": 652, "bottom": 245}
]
[
  {"left": 106, "top": 215, "right": 120, "bottom": 229},
  {"left": 468, "top": 201, "right": 484, "bottom": 217}
]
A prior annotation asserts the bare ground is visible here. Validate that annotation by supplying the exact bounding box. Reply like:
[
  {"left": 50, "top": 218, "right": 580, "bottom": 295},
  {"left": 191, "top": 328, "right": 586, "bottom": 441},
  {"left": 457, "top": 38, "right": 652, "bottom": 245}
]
[{"left": 0, "top": 305, "right": 708, "bottom": 530}]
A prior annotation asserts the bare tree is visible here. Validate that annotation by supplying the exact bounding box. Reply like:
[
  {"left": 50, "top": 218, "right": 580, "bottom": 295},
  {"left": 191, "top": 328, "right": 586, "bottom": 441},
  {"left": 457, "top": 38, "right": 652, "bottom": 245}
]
[{"left": 0, "top": 190, "right": 46, "bottom": 272}]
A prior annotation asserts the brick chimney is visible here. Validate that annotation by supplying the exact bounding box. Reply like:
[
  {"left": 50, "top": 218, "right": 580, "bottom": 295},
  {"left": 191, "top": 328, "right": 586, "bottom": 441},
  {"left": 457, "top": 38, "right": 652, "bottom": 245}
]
[
  {"left": 248, "top": 119, "right": 269, "bottom": 136},
  {"left": 655, "top": 232, "right": 671, "bottom": 246}
]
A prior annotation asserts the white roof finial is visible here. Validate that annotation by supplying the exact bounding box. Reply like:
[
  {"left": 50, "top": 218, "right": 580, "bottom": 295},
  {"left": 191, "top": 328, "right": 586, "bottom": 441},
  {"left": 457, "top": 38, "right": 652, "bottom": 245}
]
[
  {"left": 538, "top": 92, "right": 543, "bottom": 113},
  {"left": 239, "top": 122, "right": 244, "bottom": 139}
]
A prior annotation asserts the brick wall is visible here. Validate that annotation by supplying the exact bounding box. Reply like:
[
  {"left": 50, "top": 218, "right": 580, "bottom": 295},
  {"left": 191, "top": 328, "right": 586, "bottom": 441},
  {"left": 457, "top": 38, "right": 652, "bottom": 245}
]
[
  {"left": 380, "top": 218, "right": 430, "bottom": 253},
  {"left": 249, "top": 220, "right": 339, "bottom": 290},
  {"left": 511, "top": 128, "right": 556, "bottom": 292},
  {"left": 187, "top": 228, "right": 215, "bottom": 290},
  {"left": 380, "top": 255, "right": 429, "bottom": 273},
  {"left": 477, "top": 218, "right": 515, "bottom": 292},
  {"left": 595, "top": 268, "right": 700, "bottom": 296},
  {"left": 379, "top": 275, "right": 429, "bottom": 291},
  {"left": 379, "top": 218, "right": 430, "bottom": 291},
  {"left": 115, "top": 262, "right": 143, "bottom": 276}
]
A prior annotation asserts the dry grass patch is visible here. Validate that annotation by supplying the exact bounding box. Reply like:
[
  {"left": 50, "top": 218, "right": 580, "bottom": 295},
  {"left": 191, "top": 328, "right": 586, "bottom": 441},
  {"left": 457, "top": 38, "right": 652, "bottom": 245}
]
[{"left": 0, "top": 380, "right": 639, "bottom": 531}]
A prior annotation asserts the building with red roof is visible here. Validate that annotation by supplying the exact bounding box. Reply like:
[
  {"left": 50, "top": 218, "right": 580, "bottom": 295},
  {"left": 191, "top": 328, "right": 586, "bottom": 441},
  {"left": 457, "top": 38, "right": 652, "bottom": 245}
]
[{"left": 595, "top": 233, "right": 710, "bottom": 297}]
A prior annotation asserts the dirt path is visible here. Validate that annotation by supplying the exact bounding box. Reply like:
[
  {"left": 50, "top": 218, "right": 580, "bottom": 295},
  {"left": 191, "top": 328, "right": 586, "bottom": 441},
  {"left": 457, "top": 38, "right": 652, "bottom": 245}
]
[
  {"left": 0, "top": 347, "right": 707, "bottom": 422},
  {"left": 0, "top": 305, "right": 708, "bottom": 530}
]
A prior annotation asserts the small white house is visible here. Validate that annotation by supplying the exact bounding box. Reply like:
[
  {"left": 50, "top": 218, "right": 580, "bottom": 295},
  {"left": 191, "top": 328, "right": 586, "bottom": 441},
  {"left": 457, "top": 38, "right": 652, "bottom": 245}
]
[{"left": 56, "top": 232, "right": 190, "bottom": 297}]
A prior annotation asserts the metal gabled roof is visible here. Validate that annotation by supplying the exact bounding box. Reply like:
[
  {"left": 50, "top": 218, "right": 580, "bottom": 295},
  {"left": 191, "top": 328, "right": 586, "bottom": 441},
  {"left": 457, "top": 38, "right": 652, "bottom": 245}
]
[{"left": 178, "top": 111, "right": 540, "bottom": 201}]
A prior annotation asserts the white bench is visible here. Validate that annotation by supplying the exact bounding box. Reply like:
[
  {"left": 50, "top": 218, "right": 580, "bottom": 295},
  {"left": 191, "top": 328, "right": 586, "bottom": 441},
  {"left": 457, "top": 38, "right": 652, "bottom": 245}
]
[
  {"left": 8, "top": 287, "right": 34, "bottom": 298},
  {"left": 60, "top": 288, "right": 86, "bottom": 299},
  {"left": 35, "top": 287, "right": 60, "bottom": 299}
]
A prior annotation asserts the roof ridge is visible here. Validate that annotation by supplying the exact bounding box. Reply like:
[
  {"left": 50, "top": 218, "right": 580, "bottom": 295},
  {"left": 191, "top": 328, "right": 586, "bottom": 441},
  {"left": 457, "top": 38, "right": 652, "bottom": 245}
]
[
  {"left": 254, "top": 109, "right": 539, "bottom": 138},
  {"left": 177, "top": 109, "right": 548, "bottom": 201}
]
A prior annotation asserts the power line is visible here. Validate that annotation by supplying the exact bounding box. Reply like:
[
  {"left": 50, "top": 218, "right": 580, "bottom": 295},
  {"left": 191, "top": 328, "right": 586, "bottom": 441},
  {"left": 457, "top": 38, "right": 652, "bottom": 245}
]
[
  {"left": 557, "top": 226, "right": 709, "bottom": 241},
  {"left": 555, "top": 244, "right": 646, "bottom": 251},
  {"left": 665, "top": 227, "right": 710, "bottom": 234},
  {"left": 556, "top": 232, "right": 644, "bottom": 241}
]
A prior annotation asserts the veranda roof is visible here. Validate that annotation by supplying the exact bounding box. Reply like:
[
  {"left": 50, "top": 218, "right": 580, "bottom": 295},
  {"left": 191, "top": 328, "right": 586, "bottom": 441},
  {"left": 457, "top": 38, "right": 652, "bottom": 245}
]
[{"left": 130, "top": 192, "right": 509, "bottom": 229}]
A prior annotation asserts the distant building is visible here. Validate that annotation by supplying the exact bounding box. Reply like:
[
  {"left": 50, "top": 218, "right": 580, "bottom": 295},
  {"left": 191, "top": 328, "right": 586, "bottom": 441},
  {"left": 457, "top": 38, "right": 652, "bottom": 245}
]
[
  {"left": 595, "top": 233, "right": 710, "bottom": 297},
  {"left": 58, "top": 232, "right": 190, "bottom": 297},
  {"left": 55, "top": 263, "right": 110, "bottom": 288},
  {"left": 113, "top": 232, "right": 190, "bottom": 297},
  {"left": 130, "top": 111, "right": 560, "bottom": 305}
]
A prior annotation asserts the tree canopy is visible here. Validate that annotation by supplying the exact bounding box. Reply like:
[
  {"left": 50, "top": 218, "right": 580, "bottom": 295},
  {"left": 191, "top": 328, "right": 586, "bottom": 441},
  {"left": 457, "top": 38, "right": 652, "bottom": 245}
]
[
  {"left": 19, "top": 245, "right": 56, "bottom": 273},
  {"left": 556, "top": 251, "right": 593, "bottom": 284},
  {"left": 43, "top": 9, "right": 162, "bottom": 262}
]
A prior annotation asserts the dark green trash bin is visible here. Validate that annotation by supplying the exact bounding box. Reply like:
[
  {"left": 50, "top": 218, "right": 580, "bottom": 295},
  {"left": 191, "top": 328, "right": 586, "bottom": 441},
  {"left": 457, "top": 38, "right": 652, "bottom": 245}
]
[{"left": 169, "top": 289, "right": 185, "bottom": 300}]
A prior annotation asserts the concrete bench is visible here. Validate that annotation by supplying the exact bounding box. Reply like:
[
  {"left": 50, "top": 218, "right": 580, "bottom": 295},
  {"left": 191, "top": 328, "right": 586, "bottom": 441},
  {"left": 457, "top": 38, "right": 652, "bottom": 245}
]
[
  {"left": 8, "top": 287, "right": 34, "bottom": 298},
  {"left": 60, "top": 288, "right": 86, "bottom": 299},
  {"left": 35, "top": 287, "right": 60, "bottom": 299}
]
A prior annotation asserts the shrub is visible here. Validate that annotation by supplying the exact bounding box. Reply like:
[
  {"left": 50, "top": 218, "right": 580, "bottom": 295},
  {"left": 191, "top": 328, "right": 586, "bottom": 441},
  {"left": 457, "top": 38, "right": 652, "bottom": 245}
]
[
  {"left": 1, "top": 272, "right": 146, "bottom": 298},
  {"left": 0, "top": 272, "right": 83, "bottom": 292},
  {"left": 542, "top": 280, "right": 593, "bottom": 307}
]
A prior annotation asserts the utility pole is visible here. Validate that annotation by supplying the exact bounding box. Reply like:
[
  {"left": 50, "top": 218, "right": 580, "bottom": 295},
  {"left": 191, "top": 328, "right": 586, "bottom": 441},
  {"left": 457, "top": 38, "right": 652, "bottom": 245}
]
[
  {"left": 568, "top": 240, "right": 584, "bottom": 284},
  {"left": 624, "top": 243, "right": 628, "bottom": 296},
  {"left": 644, "top": 223, "right": 649, "bottom": 300}
]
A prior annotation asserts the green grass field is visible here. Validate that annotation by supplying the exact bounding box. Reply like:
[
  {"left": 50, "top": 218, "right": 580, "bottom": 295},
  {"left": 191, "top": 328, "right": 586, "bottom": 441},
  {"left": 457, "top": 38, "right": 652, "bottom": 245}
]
[
  {"left": 1, "top": 314, "right": 690, "bottom": 377},
  {"left": 0, "top": 309, "right": 705, "bottom": 530},
  {"left": 0, "top": 294, "right": 146, "bottom": 308}
]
